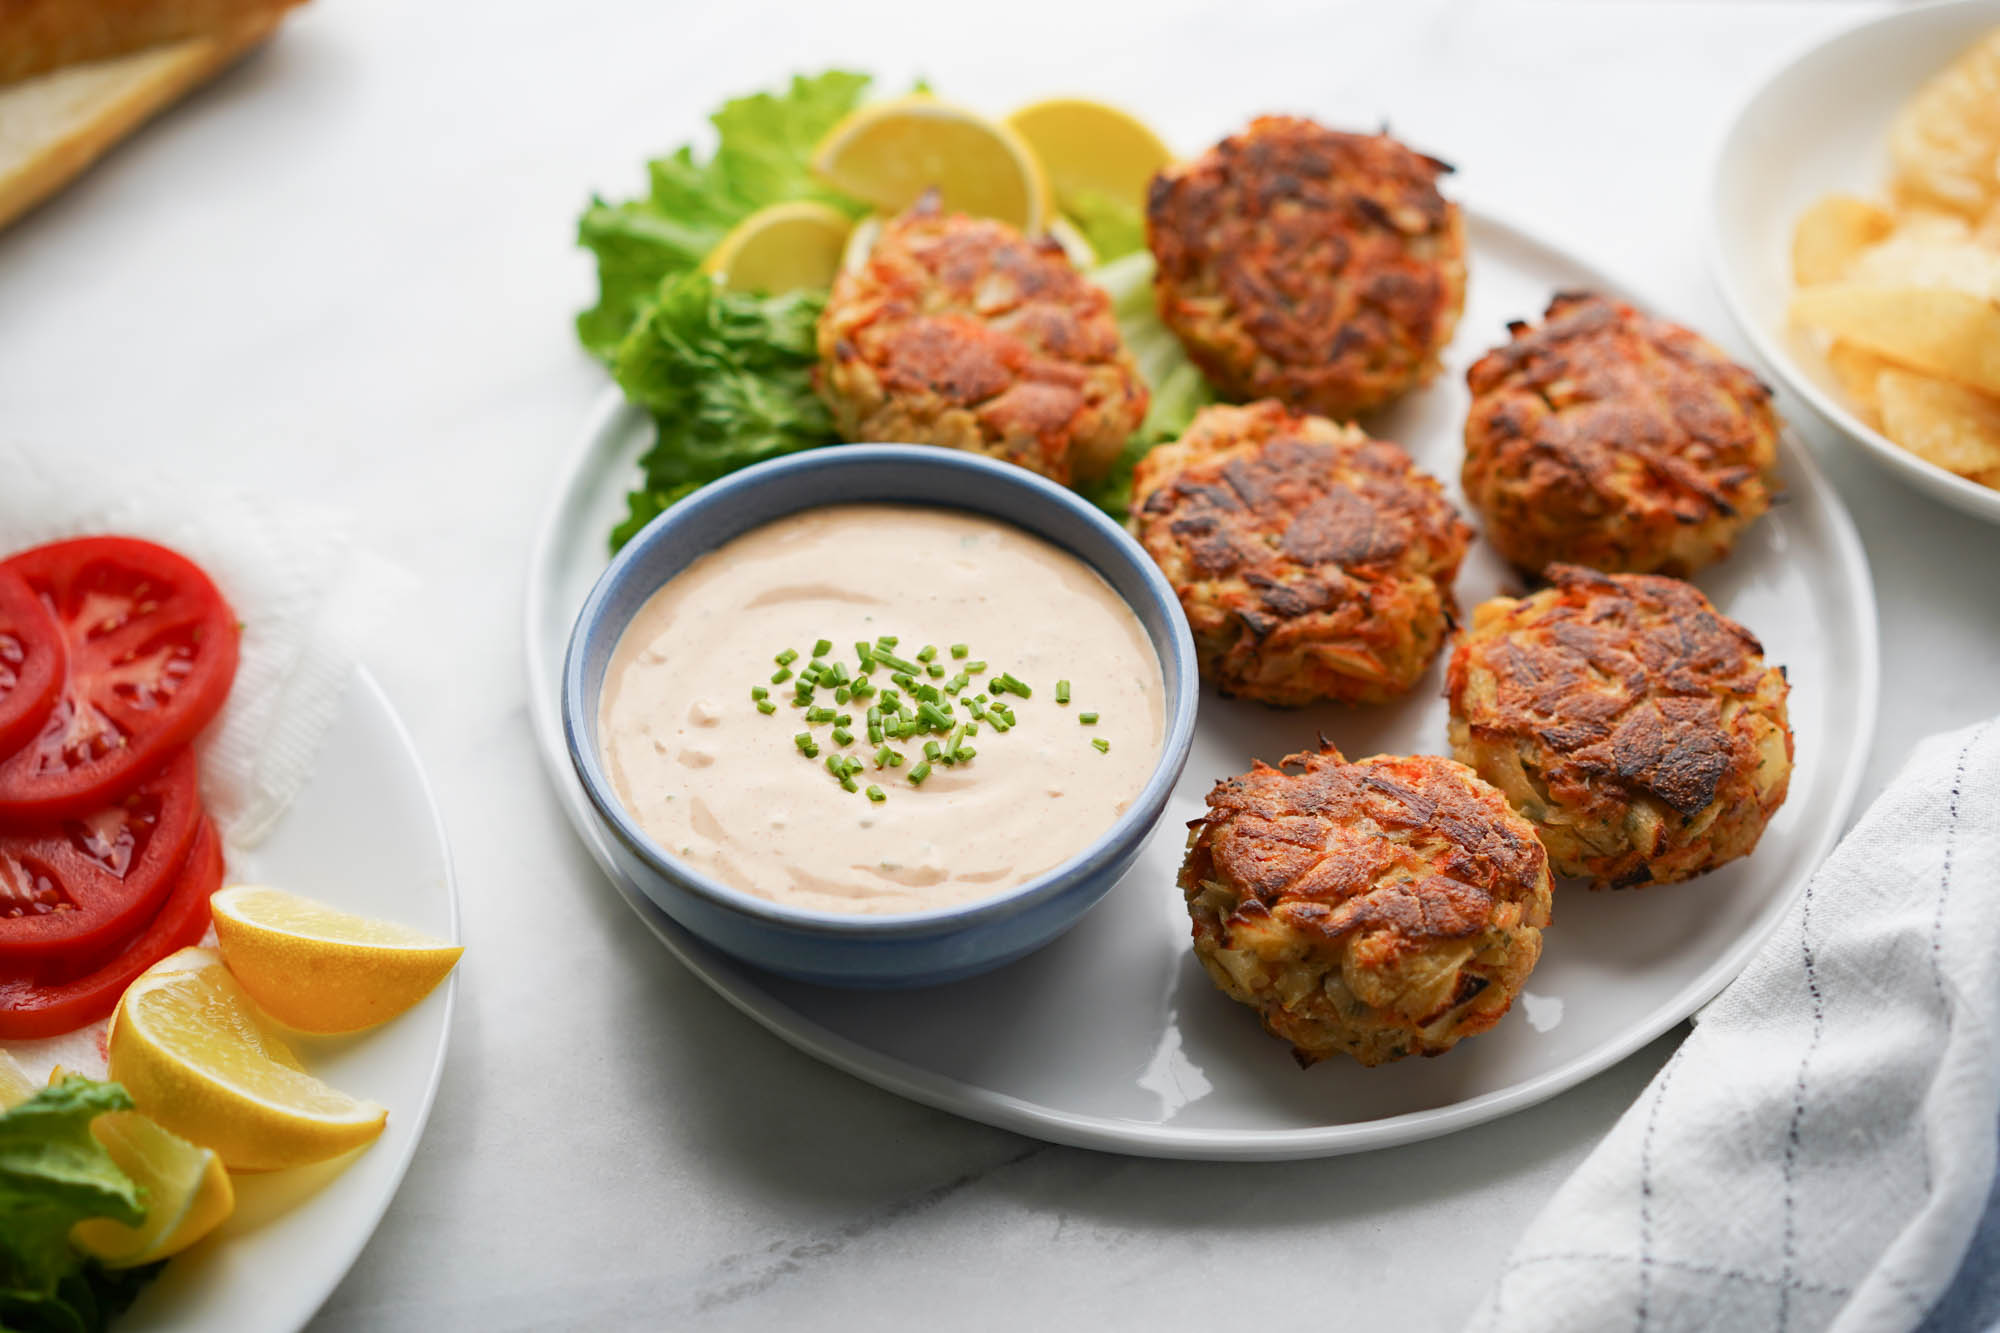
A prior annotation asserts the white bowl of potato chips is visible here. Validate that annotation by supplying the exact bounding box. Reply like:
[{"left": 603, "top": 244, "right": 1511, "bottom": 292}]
[{"left": 1712, "top": 0, "right": 2000, "bottom": 524}]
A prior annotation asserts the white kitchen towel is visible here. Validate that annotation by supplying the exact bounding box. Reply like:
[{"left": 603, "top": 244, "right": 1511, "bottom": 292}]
[
  {"left": 0, "top": 444, "right": 403, "bottom": 849},
  {"left": 1469, "top": 717, "right": 2000, "bottom": 1333}
]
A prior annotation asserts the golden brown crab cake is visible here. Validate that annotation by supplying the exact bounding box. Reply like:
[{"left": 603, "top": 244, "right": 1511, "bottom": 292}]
[
  {"left": 1182, "top": 746, "right": 1552, "bottom": 1068},
  {"left": 1130, "top": 401, "right": 1471, "bottom": 706},
  {"left": 1445, "top": 565, "right": 1793, "bottom": 890},
  {"left": 815, "top": 195, "right": 1148, "bottom": 486},
  {"left": 1462, "top": 292, "right": 1781, "bottom": 577},
  {"left": 1146, "top": 116, "right": 1466, "bottom": 420}
]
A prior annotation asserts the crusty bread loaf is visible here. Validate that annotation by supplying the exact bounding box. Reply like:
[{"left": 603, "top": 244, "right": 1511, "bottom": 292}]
[
  {"left": 0, "top": 0, "right": 301, "bottom": 86},
  {"left": 0, "top": 10, "right": 282, "bottom": 230}
]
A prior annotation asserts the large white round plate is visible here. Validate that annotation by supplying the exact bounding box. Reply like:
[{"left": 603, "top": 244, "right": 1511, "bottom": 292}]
[
  {"left": 5, "top": 669, "right": 459, "bottom": 1331},
  {"left": 527, "top": 208, "right": 1877, "bottom": 1160},
  {"left": 1710, "top": 0, "right": 2000, "bottom": 525}
]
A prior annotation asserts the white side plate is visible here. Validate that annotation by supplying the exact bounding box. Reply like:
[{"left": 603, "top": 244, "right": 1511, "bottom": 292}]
[
  {"left": 2, "top": 669, "right": 461, "bottom": 1331},
  {"left": 1710, "top": 0, "right": 2000, "bottom": 525},
  {"left": 527, "top": 208, "right": 1877, "bottom": 1160}
]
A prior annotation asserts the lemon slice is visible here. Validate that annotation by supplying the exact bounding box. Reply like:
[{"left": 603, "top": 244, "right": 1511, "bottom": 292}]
[
  {"left": 109, "top": 947, "right": 387, "bottom": 1171},
  {"left": 699, "top": 200, "right": 854, "bottom": 295},
  {"left": 70, "top": 1099, "right": 235, "bottom": 1267},
  {"left": 211, "top": 885, "right": 462, "bottom": 1035},
  {"left": 1004, "top": 97, "right": 1172, "bottom": 215},
  {"left": 812, "top": 95, "right": 1050, "bottom": 232}
]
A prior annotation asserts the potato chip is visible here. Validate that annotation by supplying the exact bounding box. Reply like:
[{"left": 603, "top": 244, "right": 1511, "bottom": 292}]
[
  {"left": 1890, "top": 26, "right": 2000, "bottom": 218},
  {"left": 1877, "top": 368, "right": 2000, "bottom": 477},
  {"left": 1790, "top": 285, "right": 2000, "bottom": 397},
  {"left": 1978, "top": 199, "right": 2000, "bottom": 250},
  {"left": 1791, "top": 195, "right": 1895, "bottom": 286},
  {"left": 1848, "top": 220, "right": 2000, "bottom": 300},
  {"left": 1825, "top": 341, "right": 1891, "bottom": 422}
]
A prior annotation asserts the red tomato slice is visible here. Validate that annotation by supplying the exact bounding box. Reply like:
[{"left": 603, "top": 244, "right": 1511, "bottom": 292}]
[
  {"left": 0, "top": 816, "right": 221, "bottom": 1040},
  {"left": 0, "top": 567, "right": 64, "bottom": 760},
  {"left": 0, "top": 748, "right": 203, "bottom": 968},
  {"left": 0, "top": 537, "right": 239, "bottom": 824}
]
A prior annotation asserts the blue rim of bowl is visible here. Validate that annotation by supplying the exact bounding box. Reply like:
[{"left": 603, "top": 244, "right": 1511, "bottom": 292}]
[{"left": 561, "top": 444, "right": 1200, "bottom": 939}]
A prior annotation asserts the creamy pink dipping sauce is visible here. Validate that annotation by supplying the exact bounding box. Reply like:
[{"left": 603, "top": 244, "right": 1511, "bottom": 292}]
[{"left": 598, "top": 504, "right": 1165, "bottom": 915}]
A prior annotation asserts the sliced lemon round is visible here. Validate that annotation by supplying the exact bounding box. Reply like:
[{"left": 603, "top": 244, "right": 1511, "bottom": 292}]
[
  {"left": 211, "top": 885, "right": 462, "bottom": 1035},
  {"left": 1004, "top": 97, "right": 1172, "bottom": 215},
  {"left": 699, "top": 200, "right": 854, "bottom": 295},
  {"left": 812, "top": 95, "right": 1050, "bottom": 232},
  {"left": 108, "top": 947, "right": 387, "bottom": 1172},
  {"left": 72, "top": 1106, "right": 234, "bottom": 1267}
]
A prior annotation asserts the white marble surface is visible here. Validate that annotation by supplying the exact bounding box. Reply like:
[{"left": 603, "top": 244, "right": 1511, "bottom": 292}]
[{"left": 2, "top": 1, "right": 1996, "bottom": 1328}]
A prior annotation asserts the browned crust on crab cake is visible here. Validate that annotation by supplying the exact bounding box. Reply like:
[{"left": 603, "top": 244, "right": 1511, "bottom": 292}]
[
  {"left": 1181, "top": 746, "right": 1552, "bottom": 1067},
  {"left": 1146, "top": 116, "right": 1466, "bottom": 420},
  {"left": 1445, "top": 564, "right": 1793, "bottom": 889},
  {"left": 1130, "top": 400, "right": 1471, "bottom": 706},
  {"left": 1461, "top": 292, "right": 1781, "bottom": 577},
  {"left": 815, "top": 194, "right": 1148, "bottom": 486}
]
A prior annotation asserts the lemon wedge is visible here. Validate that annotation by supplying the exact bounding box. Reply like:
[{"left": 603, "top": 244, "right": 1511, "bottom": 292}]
[
  {"left": 0, "top": 1049, "right": 33, "bottom": 1107},
  {"left": 812, "top": 95, "right": 1050, "bottom": 232},
  {"left": 211, "top": 884, "right": 462, "bottom": 1035},
  {"left": 1004, "top": 97, "right": 1172, "bottom": 216},
  {"left": 56, "top": 1071, "right": 235, "bottom": 1268},
  {"left": 108, "top": 947, "right": 387, "bottom": 1171},
  {"left": 699, "top": 200, "right": 854, "bottom": 295}
]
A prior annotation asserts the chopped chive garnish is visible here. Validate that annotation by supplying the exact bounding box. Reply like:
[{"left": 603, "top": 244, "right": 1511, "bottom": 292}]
[
  {"left": 794, "top": 733, "right": 813, "bottom": 750},
  {"left": 835, "top": 714, "right": 853, "bottom": 727},
  {"left": 876, "top": 635, "right": 899, "bottom": 649},
  {"left": 806, "top": 706, "right": 833, "bottom": 724},
  {"left": 885, "top": 749, "right": 904, "bottom": 767},
  {"left": 995, "top": 672, "right": 1032, "bottom": 698},
  {"left": 964, "top": 723, "right": 979, "bottom": 738},
  {"left": 771, "top": 668, "right": 793, "bottom": 684},
  {"left": 917, "top": 701, "right": 950, "bottom": 730},
  {"left": 825, "top": 755, "right": 843, "bottom": 778},
  {"left": 966, "top": 660, "right": 987, "bottom": 673},
  {"left": 832, "top": 727, "right": 854, "bottom": 747},
  {"left": 924, "top": 740, "right": 943, "bottom": 761},
  {"left": 776, "top": 649, "right": 798, "bottom": 666},
  {"left": 866, "top": 784, "right": 886, "bottom": 802},
  {"left": 834, "top": 686, "right": 851, "bottom": 704},
  {"left": 917, "top": 645, "right": 937, "bottom": 663},
  {"left": 957, "top": 745, "right": 977, "bottom": 761},
  {"left": 927, "top": 662, "right": 946, "bottom": 678},
  {"left": 757, "top": 700, "right": 777, "bottom": 715},
  {"left": 1092, "top": 738, "right": 1110, "bottom": 753},
  {"left": 874, "top": 650, "right": 922, "bottom": 675},
  {"left": 803, "top": 742, "right": 819, "bottom": 758},
  {"left": 989, "top": 714, "right": 1010, "bottom": 732},
  {"left": 826, "top": 661, "right": 848, "bottom": 685},
  {"left": 951, "top": 643, "right": 969, "bottom": 659},
  {"left": 874, "top": 745, "right": 894, "bottom": 767},
  {"left": 892, "top": 671, "right": 916, "bottom": 690},
  {"left": 1056, "top": 680, "right": 1071, "bottom": 704},
  {"left": 841, "top": 777, "right": 859, "bottom": 792},
  {"left": 855, "top": 641, "right": 874, "bottom": 665},
  {"left": 1079, "top": 712, "right": 1099, "bottom": 725},
  {"left": 752, "top": 686, "right": 769, "bottom": 701},
  {"left": 813, "top": 638, "right": 833, "bottom": 658},
  {"left": 965, "top": 696, "right": 986, "bottom": 719},
  {"left": 908, "top": 762, "right": 932, "bottom": 785},
  {"left": 850, "top": 680, "right": 875, "bottom": 700},
  {"left": 944, "top": 724, "right": 967, "bottom": 759}
]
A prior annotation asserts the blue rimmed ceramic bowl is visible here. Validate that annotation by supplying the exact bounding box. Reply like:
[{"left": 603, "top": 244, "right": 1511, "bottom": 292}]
[{"left": 562, "top": 445, "right": 1199, "bottom": 988}]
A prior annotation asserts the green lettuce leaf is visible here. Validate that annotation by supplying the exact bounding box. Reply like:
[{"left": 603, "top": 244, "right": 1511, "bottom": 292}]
[
  {"left": 609, "top": 272, "right": 840, "bottom": 550},
  {"left": 1067, "top": 189, "right": 1147, "bottom": 265},
  {"left": 0, "top": 1077, "right": 146, "bottom": 1330},
  {"left": 1079, "top": 250, "right": 1217, "bottom": 518},
  {"left": 575, "top": 70, "right": 873, "bottom": 361}
]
